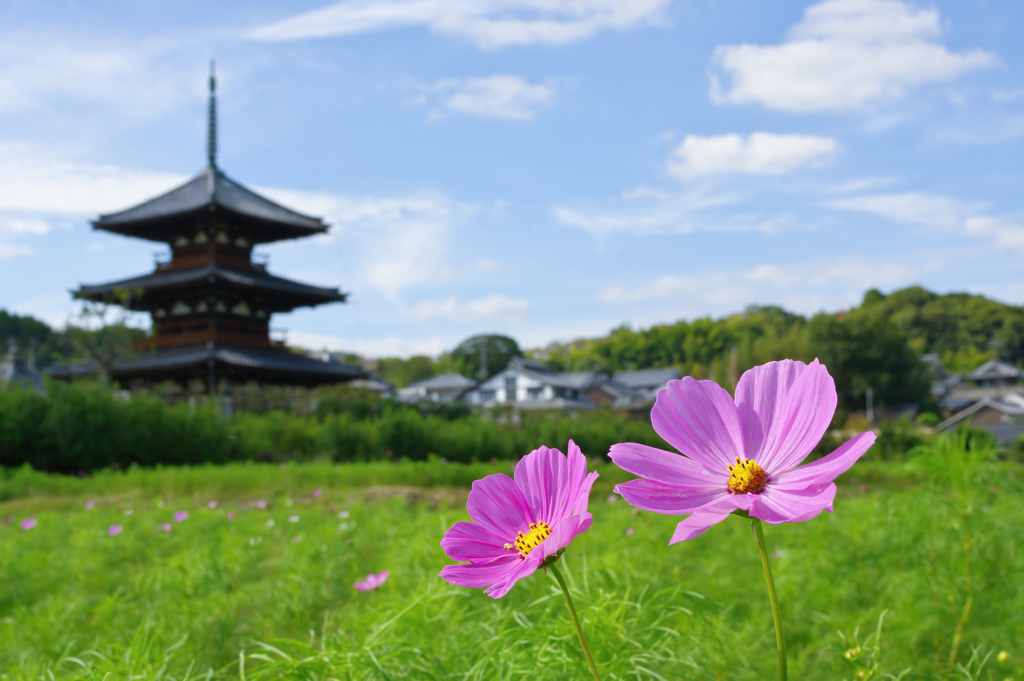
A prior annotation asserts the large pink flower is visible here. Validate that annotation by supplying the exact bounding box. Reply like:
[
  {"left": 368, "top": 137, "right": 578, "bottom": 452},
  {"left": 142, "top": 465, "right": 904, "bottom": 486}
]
[
  {"left": 611, "top": 359, "right": 876, "bottom": 544},
  {"left": 440, "top": 441, "right": 599, "bottom": 599}
]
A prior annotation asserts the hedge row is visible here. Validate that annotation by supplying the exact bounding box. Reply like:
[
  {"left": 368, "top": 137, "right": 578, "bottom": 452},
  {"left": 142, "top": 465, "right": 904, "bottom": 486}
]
[{"left": 0, "top": 383, "right": 664, "bottom": 472}]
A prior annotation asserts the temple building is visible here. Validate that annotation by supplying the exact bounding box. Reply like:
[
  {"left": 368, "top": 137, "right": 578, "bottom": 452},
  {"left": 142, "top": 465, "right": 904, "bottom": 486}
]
[{"left": 73, "top": 66, "right": 365, "bottom": 390}]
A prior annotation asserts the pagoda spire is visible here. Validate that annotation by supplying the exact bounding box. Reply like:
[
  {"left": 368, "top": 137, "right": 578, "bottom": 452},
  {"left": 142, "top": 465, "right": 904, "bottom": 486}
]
[{"left": 207, "top": 60, "right": 217, "bottom": 169}]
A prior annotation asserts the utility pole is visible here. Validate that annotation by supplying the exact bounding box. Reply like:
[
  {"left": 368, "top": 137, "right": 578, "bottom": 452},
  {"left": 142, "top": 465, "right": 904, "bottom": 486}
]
[{"left": 865, "top": 387, "right": 874, "bottom": 426}]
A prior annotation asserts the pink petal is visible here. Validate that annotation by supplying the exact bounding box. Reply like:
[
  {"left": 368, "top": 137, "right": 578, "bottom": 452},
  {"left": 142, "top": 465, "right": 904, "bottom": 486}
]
[
  {"left": 609, "top": 442, "right": 727, "bottom": 487},
  {"left": 440, "top": 554, "right": 526, "bottom": 591},
  {"left": 772, "top": 431, "right": 877, "bottom": 490},
  {"left": 651, "top": 378, "right": 744, "bottom": 470},
  {"left": 514, "top": 446, "right": 568, "bottom": 523},
  {"left": 466, "top": 474, "right": 533, "bottom": 538},
  {"left": 537, "top": 513, "right": 592, "bottom": 560},
  {"left": 751, "top": 484, "right": 837, "bottom": 524},
  {"left": 564, "top": 440, "right": 599, "bottom": 518},
  {"left": 669, "top": 507, "right": 735, "bottom": 543},
  {"left": 614, "top": 479, "right": 729, "bottom": 515},
  {"left": 737, "top": 359, "right": 838, "bottom": 475},
  {"left": 483, "top": 558, "right": 540, "bottom": 599},
  {"left": 441, "top": 521, "right": 513, "bottom": 563}
]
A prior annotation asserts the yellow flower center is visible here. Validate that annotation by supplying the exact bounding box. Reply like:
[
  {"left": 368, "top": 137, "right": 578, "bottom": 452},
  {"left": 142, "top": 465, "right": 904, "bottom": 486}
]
[
  {"left": 727, "top": 457, "right": 766, "bottom": 494},
  {"left": 504, "top": 522, "right": 552, "bottom": 557}
]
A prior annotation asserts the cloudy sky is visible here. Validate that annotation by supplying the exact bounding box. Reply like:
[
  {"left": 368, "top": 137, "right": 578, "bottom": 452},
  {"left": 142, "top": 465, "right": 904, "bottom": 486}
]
[{"left": 1, "top": 0, "right": 1021, "bottom": 357}]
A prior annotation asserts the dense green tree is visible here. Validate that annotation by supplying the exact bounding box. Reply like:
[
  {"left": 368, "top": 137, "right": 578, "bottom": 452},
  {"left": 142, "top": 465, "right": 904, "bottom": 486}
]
[
  {"left": 372, "top": 356, "right": 436, "bottom": 388},
  {"left": 0, "top": 310, "right": 73, "bottom": 369},
  {"left": 449, "top": 334, "right": 522, "bottom": 379}
]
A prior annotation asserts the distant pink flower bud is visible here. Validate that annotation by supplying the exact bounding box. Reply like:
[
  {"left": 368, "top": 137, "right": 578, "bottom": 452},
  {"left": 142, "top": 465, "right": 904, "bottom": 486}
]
[
  {"left": 108, "top": 524, "right": 123, "bottom": 536},
  {"left": 313, "top": 489, "right": 322, "bottom": 498},
  {"left": 84, "top": 500, "right": 95, "bottom": 510},
  {"left": 354, "top": 570, "right": 390, "bottom": 591},
  {"left": 20, "top": 517, "right": 36, "bottom": 530},
  {"left": 227, "top": 512, "right": 235, "bottom": 520},
  {"left": 158, "top": 523, "right": 173, "bottom": 532},
  {"left": 207, "top": 501, "right": 218, "bottom": 510},
  {"left": 173, "top": 511, "right": 188, "bottom": 523},
  {"left": 256, "top": 500, "right": 267, "bottom": 509}
]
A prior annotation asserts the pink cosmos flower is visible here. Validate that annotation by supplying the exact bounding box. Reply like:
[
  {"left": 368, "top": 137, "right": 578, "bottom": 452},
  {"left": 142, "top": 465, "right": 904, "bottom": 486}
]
[
  {"left": 20, "top": 517, "right": 37, "bottom": 530},
  {"left": 157, "top": 523, "right": 173, "bottom": 532},
  {"left": 256, "top": 500, "right": 267, "bottom": 509},
  {"left": 108, "top": 524, "right": 123, "bottom": 536},
  {"left": 84, "top": 500, "right": 95, "bottom": 510},
  {"left": 207, "top": 501, "right": 218, "bottom": 510},
  {"left": 173, "top": 511, "right": 188, "bottom": 522},
  {"left": 313, "top": 489, "right": 322, "bottom": 498},
  {"left": 439, "top": 440, "right": 599, "bottom": 599},
  {"left": 354, "top": 570, "right": 390, "bottom": 591},
  {"left": 611, "top": 359, "right": 876, "bottom": 543},
  {"left": 226, "top": 512, "right": 235, "bottom": 520}
]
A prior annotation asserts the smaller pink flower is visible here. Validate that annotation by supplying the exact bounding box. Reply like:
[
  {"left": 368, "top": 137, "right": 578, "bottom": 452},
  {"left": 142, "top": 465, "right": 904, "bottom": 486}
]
[
  {"left": 354, "top": 571, "right": 390, "bottom": 591},
  {"left": 440, "top": 440, "right": 599, "bottom": 599},
  {"left": 207, "top": 501, "right": 218, "bottom": 510},
  {"left": 108, "top": 524, "right": 123, "bottom": 536},
  {"left": 173, "top": 511, "right": 188, "bottom": 523},
  {"left": 256, "top": 500, "right": 267, "bottom": 509},
  {"left": 84, "top": 500, "right": 95, "bottom": 510},
  {"left": 227, "top": 512, "right": 235, "bottom": 520},
  {"left": 158, "top": 523, "right": 173, "bottom": 532},
  {"left": 20, "top": 517, "right": 37, "bottom": 530},
  {"left": 606, "top": 494, "right": 617, "bottom": 503},
  {"left": 313, "top": 489, "right": 322, "bottom": 498}
]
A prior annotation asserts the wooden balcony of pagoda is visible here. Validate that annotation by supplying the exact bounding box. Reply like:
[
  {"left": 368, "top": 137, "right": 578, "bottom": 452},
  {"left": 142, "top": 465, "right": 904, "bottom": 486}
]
[
  {"left": 153, "top": 245, "right": 268, "bottom": 273},
  {"left": 135, "top": 317, "right": 285, "bottom": 351}
]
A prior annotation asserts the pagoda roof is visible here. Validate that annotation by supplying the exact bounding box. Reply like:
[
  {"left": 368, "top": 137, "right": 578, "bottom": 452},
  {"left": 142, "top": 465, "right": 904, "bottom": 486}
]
[
  {"left": 93, "top": 166, "right": 328, "bottom": 244},
  {"left": 75, "top": 263, "right": 347, "bottom": 309},
  {"left": 48, "top": 344, "right": 367, "bottom": 386}
]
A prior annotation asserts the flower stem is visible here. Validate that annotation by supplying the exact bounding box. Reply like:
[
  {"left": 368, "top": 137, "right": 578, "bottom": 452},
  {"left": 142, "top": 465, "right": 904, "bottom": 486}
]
[
  {"left": 550, "top": 563, "right": 602, "bottom": 681},
  {"left": 752, "top": 518, "right": 787, "bottom": 681}
]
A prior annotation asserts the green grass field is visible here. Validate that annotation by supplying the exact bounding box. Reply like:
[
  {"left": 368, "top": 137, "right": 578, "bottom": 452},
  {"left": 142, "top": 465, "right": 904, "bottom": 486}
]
[{"left": 0, "top": 458, "right": 1021, "bottom": 680}]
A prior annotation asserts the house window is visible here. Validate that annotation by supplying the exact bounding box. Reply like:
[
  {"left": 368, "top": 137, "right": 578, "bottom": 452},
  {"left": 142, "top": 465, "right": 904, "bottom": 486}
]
[
  {"left": 527, "top": 388, "right": 542, "bottom": 400},
  {"left": 480, "top": 390, "right": 496, "bottom": 403},
  {"left": 505, "top": 376, "right": 517, "bottom": 402}
]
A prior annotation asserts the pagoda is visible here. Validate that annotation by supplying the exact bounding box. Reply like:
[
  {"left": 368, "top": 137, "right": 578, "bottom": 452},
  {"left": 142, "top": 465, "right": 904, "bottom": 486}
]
[{"left": 74, "top": 65, "right": 366, "bottom": 390}]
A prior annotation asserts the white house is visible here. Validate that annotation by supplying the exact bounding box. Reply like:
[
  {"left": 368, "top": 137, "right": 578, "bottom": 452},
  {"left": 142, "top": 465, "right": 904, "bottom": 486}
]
[{"left": 463, "top": 357, "right": 596, "bottom": 410}]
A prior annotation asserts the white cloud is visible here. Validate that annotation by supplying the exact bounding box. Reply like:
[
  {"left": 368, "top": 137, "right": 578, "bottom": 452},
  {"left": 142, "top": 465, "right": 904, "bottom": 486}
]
[
  {"left": 0, "top": 218, "right": 49, "bottom": 234},
  {"left": 430, "top": 75, "right": 556, "bottom": 120},
  {"left": 600, "top": 256, "right": 935, "bottom": 310},
  {"left": 0, "top": 34, "right": 200, "bottom": 120},
  {"left": 964, "top": 217, "right": 1024, "bottom": 252},
  {"left": 667, "top": 132, "right": 840, "bottom": 178},
  {"left": 553, "top": 187, "right": 741, "bottom": 238},
  {"left": 0, "top": 243, "right": 32, "bottom": 259},
  {"left": 260, "top": 187, "right": 478, "bottom": 300},
  {"left": 248, "top": 0, "right": 671, "bottom": 49},
  {"left": 824, "top": 191, "right": 1024, "bottom": 254},
  {"left": 411, "top": 294, "right": 529, "bottom": 322},
  {"left": 823, "top": 191, "right": 973, "bottom": 230},
  {"left": 474, "top": 258, "right": 503, "bottom": 272},
  {"left": 710, "top": 0, "right": 995, "bottom": 112},
  {"left": 287, "top": 330, "right": 449, "bottom": 358},
  {"left": 0, "top": 143, "right": 187, "bottom": 215}
]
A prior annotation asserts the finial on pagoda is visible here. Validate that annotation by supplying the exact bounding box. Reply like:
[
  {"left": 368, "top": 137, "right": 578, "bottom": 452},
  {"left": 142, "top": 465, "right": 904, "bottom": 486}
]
[{"left": 207, "top": 60, "right": 217, "bottom": 169}]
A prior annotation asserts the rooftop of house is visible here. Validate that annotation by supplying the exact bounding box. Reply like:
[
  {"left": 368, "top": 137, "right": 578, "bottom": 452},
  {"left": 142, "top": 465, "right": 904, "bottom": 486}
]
[
  {"left": 405, "top": 373, "right": 478, "bottom": 391},
  {"left": 967, "top": 358, "right": 1022, "bottom": 382},
  {"left": 612, "top": 368, "right": 682, "bottom": 389}
]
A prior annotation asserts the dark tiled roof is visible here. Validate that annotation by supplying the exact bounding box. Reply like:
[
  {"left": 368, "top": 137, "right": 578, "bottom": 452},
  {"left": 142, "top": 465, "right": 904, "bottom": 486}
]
[
  {"left": 94, "top": 166, "right": 326, "bottom": 240},
  {"left": 405, "top": 373, "right": 478, "bottom": 391},
  {"left": 114, "top": 343, "right": 366, "bottom": 382},
  {"left": 76, "top": 264, "right": 346, "bottom": 306},
  {"left": 967, "top": 359, "right": 1022, "bottom": 382}
]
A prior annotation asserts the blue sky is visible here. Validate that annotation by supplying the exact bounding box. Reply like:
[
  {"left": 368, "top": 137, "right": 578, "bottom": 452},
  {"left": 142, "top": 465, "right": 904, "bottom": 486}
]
[{"left": 1, "top": 0, "right": 1022, "bottom": 357}]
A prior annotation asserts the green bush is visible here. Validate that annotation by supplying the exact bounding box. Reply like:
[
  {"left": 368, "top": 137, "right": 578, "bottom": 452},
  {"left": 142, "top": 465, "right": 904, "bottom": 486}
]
[{"left": 916, "top": 411, "right": 940, "bottom": 427}]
